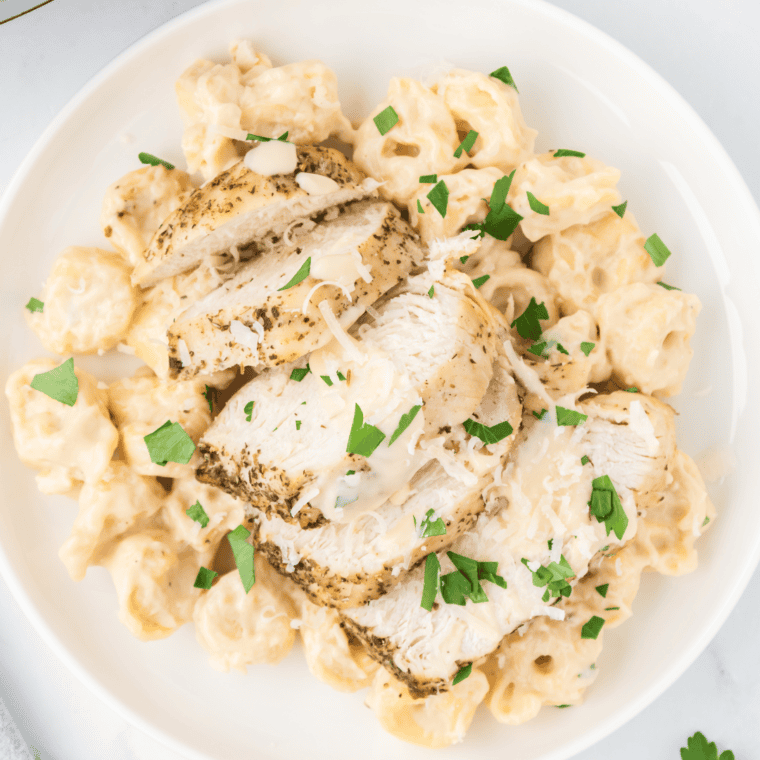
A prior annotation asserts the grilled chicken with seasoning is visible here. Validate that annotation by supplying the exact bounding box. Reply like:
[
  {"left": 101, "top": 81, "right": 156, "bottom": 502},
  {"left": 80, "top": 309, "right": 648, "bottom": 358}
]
[
  {"left": 339, "top": 391, "right": 676, "bottom": 697},
  {"left": 252, "top": 350, "right": 522, "bottom": 609},
  {"left": 131, "top": 145, "right": 377, "bottom": 287},
  {"left": 196, "top": 271, "right": 501, "bottom": 529},
  {"left": 166, "top": 201, "right": 424, "bottom": 379}
]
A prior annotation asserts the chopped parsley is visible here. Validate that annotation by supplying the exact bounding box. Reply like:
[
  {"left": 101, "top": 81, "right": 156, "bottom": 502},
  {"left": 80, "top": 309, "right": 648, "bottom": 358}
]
[
  {"left": 595, "top": 583, "right": 609, "bottom": 598},
  {"left": 702, "top": 516, "right": 711, "bottom": 527},
  {"left": 527, "top": 191, "right": 550, "bottom": 215},
  {"left": 245, "top": 131, "right": 289, "bottom": 141},
  {"left": 277, "top": 256, "right": 311, "bottom": 291},
  {"left": 427, "top": 179, "right": 449, "bottom": 218},
  {"left": 452, "top": 663, "right": 472, "bottom": 685},
  {"left": 244, "top": 401, "right": 254, "bottom": 421},
  {"left": 373, "top": 105, "right": 399, "bottom": 135},
  {"left": 346, "top": 470, "right": 355, "bottom": 476},
  {"left": 193, "top": 566, "right": 218, "bottom": 590},
  {"left": 228, "top": 525, "right": 255, "bottom": 593},
  {"left": 463, "top": 418, "right": 513, "bottom": 445},
  {"left": 658, "top": 281, "right": 681, "bottom": 291},
  {"left": 421, "top": 552, "right": 441, "bottom": 611},
  {"left": 472, "top": 274, "right": 490, "bottom": 289},
  {"left": 346, "top": 403, "right": 386, "bottom": 457},
  {"left": 554, "top": 149, "right": 586, "bottom": 158},
  {"left": 605, "top": 606, "right": 620, "bottom": 611},
  {"left": 143, "top": 421, "right": 195, "bottom": 466},
  {"left": 417, "top": 199, "right": 425, "bottom": 214},
  {"left": 625, "top": 387, "right": 639, "bottom": 393},
  {"left": 644, "top": 233, "right": 672, "bottom": 267},
  {"left": 454, "top": 129, "right": 478, "bottom": 158},
  {"left": 290, "top": 366, "right": 310, "bottom": 382},
  {"left": 337, "top": 371, "right": 346, "bottom": 381},
  {"left": 556, "top": 343, "right": 569, "bottom": 355},
  {"left": 463, "top": 171, "right": 522, "bottom": 241},
  {"left": 580, "top": 615, "right": 605, "bottom": 640},
  {"left": 511, "top": 297, "right": 549, "bottom": 341},
  {"left": 548, "top": 539, "right": 554, "bottom": 550},
  {"left": 528, "top": 341, "right": 547, "bottom": 357},
  {"left": 321, "top": 375, "right": 333, "bottom": 386},
  {"left": 427, "top": 285, "right": 434, "bottom": 298},
  {"left": 30, "top": 357, "right": 78, "bottom": 406},
  {"left": 186, "top": 500, "right": 210, "bottom": 528},
  {"left": 419, "top": 174, "right": 437, "bottom": 183},
  {"left": 680, "top": 731, "right": 735, "bottom": 760},
  {"left": 580, "top": 342, "right": 595, "bottom": 357},
  {"left": 555, "top": 705, "right": 572, "bottom": 709},
  {"left": 203, "top": 384, "right": 213, "bottom": 413},
  {"left": 581, "top": 455, "right": 590, "bottom": 465},
  {"left": 440, "top": 552, "right": 507, "bottom": 605},
  {"left": 533, "top": 408, "right": 547, "bottom": 420},
  {"left": 588, "top": 475, "right": 628, "bottom": 540},
  {"left": 611, "top": 200, "right": 628, "bottom": 218},
  {"left": 25, "top": 297, "right": 44, "bottom": 313},
  {"left": 138, "top": 152, "right": 175, "bottom": 170},
  {"left": 556, "top": 406, "right": 588, "bottom": 426},
  {"left": 296, "top": 420, "right": 302, "bottom": 430},
  {"left": 521, "top": 555, "right": 575, "bottom": 601},
  {"left": 388, "top": 404, "right": 422, "bottom": 446},
  {"left": 459, "top": 255, "right": 470, "bottom": 264},
  {"left": 419, "top": 508, "right": 446, "bottom": 538},
  {"left": 490, "top": 65, "right": 519, "bottom": 92}
]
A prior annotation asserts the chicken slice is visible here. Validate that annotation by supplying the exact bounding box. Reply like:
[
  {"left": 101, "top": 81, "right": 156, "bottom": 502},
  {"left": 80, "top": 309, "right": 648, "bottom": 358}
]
[
  {"left": 132, "top": 145, "right": 376, "bottom": 287},
  {"left": 252, "top": 351, "right": 522, "bottom": 609},
  {"left": 166, "top": 201, "right": 424, "bottom": 379},
  {"left": 196, "top": 271, "right": 500, "bottom": 529},
  {"left": 340, "top": 390, "right": 675, "bottom": 697}
]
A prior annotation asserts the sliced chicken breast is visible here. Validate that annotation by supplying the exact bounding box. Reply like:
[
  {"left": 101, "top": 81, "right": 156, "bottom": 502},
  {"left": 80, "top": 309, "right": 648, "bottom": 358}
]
[
  {"left": 166, "top": 201, "right": 424, "bottom": 379},
  {"left": 196, "top": 271, "right": 500, "bottom": 529},
  {"left": 132, "top": 145, "right": 376, "bottom": 287},
  {"left": 252, "top": 351, "right": 522, "bottom": 608},
  {"left": 340, "top": 390, "right": 676, "bottom": 697}
]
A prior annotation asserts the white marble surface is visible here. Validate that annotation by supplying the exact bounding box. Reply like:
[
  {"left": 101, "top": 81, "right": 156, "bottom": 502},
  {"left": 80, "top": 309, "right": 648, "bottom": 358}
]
[{"left": 0, "top": 1, "right": 759, "bottom": 758}]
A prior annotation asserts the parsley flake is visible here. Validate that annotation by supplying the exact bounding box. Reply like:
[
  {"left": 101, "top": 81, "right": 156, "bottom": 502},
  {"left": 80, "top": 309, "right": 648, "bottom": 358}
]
[
  {"left": 595, "top": 583, "right": 609, "bottom": 598},
  {"left": 556, "top": 406, "right": 588, "bottom": 426},
  {"left": 427, "top": 285, "right": 434, "bottom": 298},
  {"left": 277, "top": 256, "right": 311, "bottom": 291},
  {"left": 244, "top": 401, "right": 254, "bottom": 421},
  {"left": 30, "top": 357, "right": 78, "bottom": 406},
  {"left": 421, "top": 552, "right": 440, "bottom": 611},
  {"left": 321, "top": 375, "right": 333, "bottom": 386},
  {"left": 511, "top": 297, "right": 549, "bottom": 341},
  {"left": 427, "top": 180, "right": 449, "bottom": 218},
  {"left": 454, "top": 129, "right": 478, "bottom": 158},
  {"left": 580, "top": 342, "right": 595, "bottom": 357},
  {"left": 528, "top": 341, "right": 547, "bottom": 357},
  {"left": 203, "top": 384, "right": 213, "bottom": 413},
  {"left": 521, "top": 555, "right": 575, "bottom": 600},
  {"left": 605, "top": 606, "right": 620, "bottom": 611},
  {"left": 25, "top": 297, "right": 44, "bottom": 313},
  {"left": 463, "top": 418, "right": 513, "bottom": 445},
  {"left": 441, "top": 552, "right": 507, "bottom": 605},
  {"left": 290, "top": 367, "right": 310, "bottom": 382},
  {"left": 228, "top": 525, "right": 255, "bottom": 593},
  {"left": 419, "top": 174, "right": 437, "bottom": 183},
  {"left": 555, "top": 705, "right": 572, "bottom": 709},
  {"left": 644, "top": 233, "right": 672, "bottom": 267},
  {"left": 246, "top": 131, "right": 289, "bottom": 141},
  {"left": 193, "top": 566, "right": 218, "bottom": 590},
  {"left": 296, "top": 420, "right": 302, "bottom": 430},
  {"left": 658, "top": 281, "right": 681, "bottom": 291},
  {"left": 346, "top": 404, "right": 386, "bottom": 457},
  {"left": 388, "top": 404, "right": 422, "bottom": 446},
  {"left": 490, "top": 65, "right": 519, "bottom": 92},
  {"left": 580, "top": 615, "right": 605, "bottom": 640},
  {"left": 337, "top": 371, "right": 346, "bottom": 381},
  {"left": 548, "top": 539, "right": 554, "bottom": 550},
  {"left": 533, "top": 408, "right": 547, "bottom": 420},
  {"left": 581, "top": 455, "right": 590, "bottom": 466},
  {"left": 527, "top": 191, "right": 550, "bottom": 215},
  {"left": 625, "top": 387, "right": 639, "bottom": 393},
  {"left": 554, "top": 149, "right": 586, "bottom": 158},
  {"left": 452, "top": 663, "right": 472, "bottom": 685},
  {"left": 611, "top": 200, "right": 628, "bottom": 218},
  {"left": 417, "top": 199, "right": 425, "bottom": 214},
  {"left": 186, "top": 500, "right": 210, "bottom": 528},
  {"left": 588, "top": 475, "right": 628, "bottom": 540},
  {"left": 419, "top": 508, "right": 446, "bottom": 538},
  {"left": 144, "top": 420, "right": 196, "bottom": 466},
  {"left": 556, "top": 342, "right": 569, "bottom": 355},
  {"left": 463, "top": 171, "right": 522, "bottom": 241},
  {"left": 702, "top": 516, "right": 711, "bottom": 527},
  {"left": 459, "top": 255, "right": 470, "bottom": 264},
  {"left": 373, "top": 105, "right": 399, "bottom": 135},
  {"left": 138, "top": 152, "right": 175, "bottom": 170},
  {"left": 680, "top": 731, "right": 735, "bottom": 760},
  {"left": 472, "top": 274, "right": 490, "bottom": 289}
]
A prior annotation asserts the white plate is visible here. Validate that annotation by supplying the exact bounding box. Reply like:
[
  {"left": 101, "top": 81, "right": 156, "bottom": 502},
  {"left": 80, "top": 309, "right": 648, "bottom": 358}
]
[{"left": 1, "top": 0, "right": 759, "bottom": 758}]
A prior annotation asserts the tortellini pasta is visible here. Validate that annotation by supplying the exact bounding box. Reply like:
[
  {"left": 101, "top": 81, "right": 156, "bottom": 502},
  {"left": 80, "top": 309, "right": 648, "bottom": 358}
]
[
  {"left": 58, "top": 461, "right": 165, "bottom": 581},
  {"left": 508, "top": 153, "right": 621, "bottom": 242},
  {"left": 100, "top": 165, "right": 195, "bottom": 270},
  {"left": 5, "top": 359, "right": 118, "bottom": 495},
  {"left": 532, "top": 211, "right": 661, "bottom": 315},
  {"left": 193, "top": 556, "right": 296, "bottom": 672},
  {"left": 108, "top": 367, "right": 212, "bottom": 477},
  {"left": 595, "top": 282, "right": 701, "bottom": 396},
  {"left": 25, "top": 246, "right": 137, "bottom": 355}
]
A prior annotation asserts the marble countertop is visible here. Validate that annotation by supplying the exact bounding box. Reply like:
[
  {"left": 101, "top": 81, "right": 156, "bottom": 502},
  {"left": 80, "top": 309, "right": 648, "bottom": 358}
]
[{"left": 1, "top": 1, "right": 758, "bottom": 758}]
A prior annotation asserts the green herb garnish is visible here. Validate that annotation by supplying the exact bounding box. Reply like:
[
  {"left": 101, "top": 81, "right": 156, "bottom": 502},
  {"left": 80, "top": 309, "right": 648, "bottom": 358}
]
[
  {"left": 554, "top": 149, "right": 586, "bottom": 158},
  {"left": 290, "top": 367, "right": 310, "bottom": 382},
  {"left": 228, "top": 524, "right": 255, "bottom": 593},
  {"left": 30, "top": 357, "right": 78, "bottom": 406},
  {"left": 658, "top": 281, "right": 681, "bottom": 291},
  {"left": 337, "top": 371, "right": 346, "bottom": 381},
  {"left": 556, "top": 343, "right": 569, "bottom": 355},
  {"left": 143, "top": 420, "right": 195, "bottom": 466},
  {"left": 680, "top": 731, "right": 735, "bottom": 760},
  {"left": 556, "top": 406, "right": 588, "bottom": 426},
  {"left": 463, "top": 418, "right": 513, "bottom": 445},
  {"left": 581, "top": 455, "right": 590, "bottom": 465},
  {"left": 595, "top": 583, "right": 609, "bottom": 598},
  {"left": 702, "top": 516, "right": 710, "bottom": 527},
  {"left": 511, "top": 297, "right": 549, "bottom": 341},
  {"left": 277, "top": 256, "right": 311, "bottom": 291},
  {"left": 427, "top": 179, "right": 449, "bottom": 218},
  {"left": 427, "top": 285, "right": 434, "bottom": 298},
  {"left": 388, "top": 404, "right": 422, "bottom": 446},
  {"left": 533, "top": 408, "right": 547, "bottom": 420},
  {"left": 528, "top": 341, "right": 547, "bottom": 357},
  {"left": 296, "top": 420, "right": 302, "bottom": 430},
  {"left": 527, "top": 191, "right": 550, "bottom": 215},
  {"left": 454, "top": 129, "right": 478, "bottom": 158},
  {"left": 588, "top": 475, "right": 628, "bottom": 540},
  {"left": 440, "top": 552, "right": 507, "bottom": 605},
  {"left": 611, "top": 201, "right": 628, "bottom": 218},
  {"left": 138, "top": 152, "right": 175, "bottom": 170},
  {"left": 193, "top": 567, "right": 218, "bottom": 590},
  {"left": 203, "top": 384, "right": 213, "bottom": 413},
  {"left": 490, "top": 65, "right": 518, "bottom": 92},
  {"left": 373, "top": 106, "right": 399, "bottom": 135},
  {"left": 244, "top": 401, "right": 254, "bottom": 421},
  {"left": 419, "top": 508, "right": 446, "bottom": 538},
  {"left": 555, "top": 705, "right": 572, "bottom": 708},
  {"left": 186, "top": 500, "right": 210, "bottom": 528},
  {"left": 419, "top": 174, "right": 437, "bottom": 183},
  {"left": 245, "top": 131, "right": 289, "bottom": 141},
  {"left": 521, "top": 555, "right": 575, "bottom": 600},
  {"left": 346, "top": 404, "right": 386, "bottom": 457},
  {"left": 452, "top": 663, "right": 472, "bottom": 685},
  {"left": 462, "top": 171, "right": 522, "bottom": 241},
  {"left": 625, "top": 387, "right": 639, "bottom": 393},
  {"left": 580, "top": 342, "right": 595, "bottom": 357},
  {"left": 644, "top": 233, "right": 672, "bottom": 267},
  {"left": 25, "top": 297, "right": 44, "bottom": 313},
  {"left": 421, "top": 553, "right": 441, "bottom": 611},
  {"left": 417, "top": 199, "right": 425, "bottom": 214},
  {"left": 321, "top": 375, "right": 333, "bottom": 386},
  {"left": 472, "top": 274, "right": 490, "bottom": 289},
  {"left": 459, "top": 255, "right": 470, "bottom": 264},
  {"left": 605, "top": 606, "right": 620, "bottom": 611},
  {"left": 580, "top": 615, "right": 605, "bottom": 640}
]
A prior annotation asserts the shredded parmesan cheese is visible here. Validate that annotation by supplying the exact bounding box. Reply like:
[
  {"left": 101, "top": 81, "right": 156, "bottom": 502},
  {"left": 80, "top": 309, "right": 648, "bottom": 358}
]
[{"left": 317, "top": 299, "right": 365, "bottom": 364}]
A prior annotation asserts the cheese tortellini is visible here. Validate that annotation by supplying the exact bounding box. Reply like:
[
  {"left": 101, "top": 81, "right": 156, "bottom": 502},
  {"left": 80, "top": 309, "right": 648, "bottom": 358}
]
[
  {"left": 25, "top": 246, "right": 137, "bottom": 355},
  {"left": 100, "top": 165, "right": 195, "bottom": 270},
  {"left": 5, "top": 359, "right": 118, "bottom": 495}
]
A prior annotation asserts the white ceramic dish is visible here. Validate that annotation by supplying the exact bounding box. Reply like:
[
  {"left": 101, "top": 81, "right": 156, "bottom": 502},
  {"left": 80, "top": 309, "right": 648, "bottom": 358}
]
[{"left": 1, "top": 0, "right": 759, "bottom": 758}]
